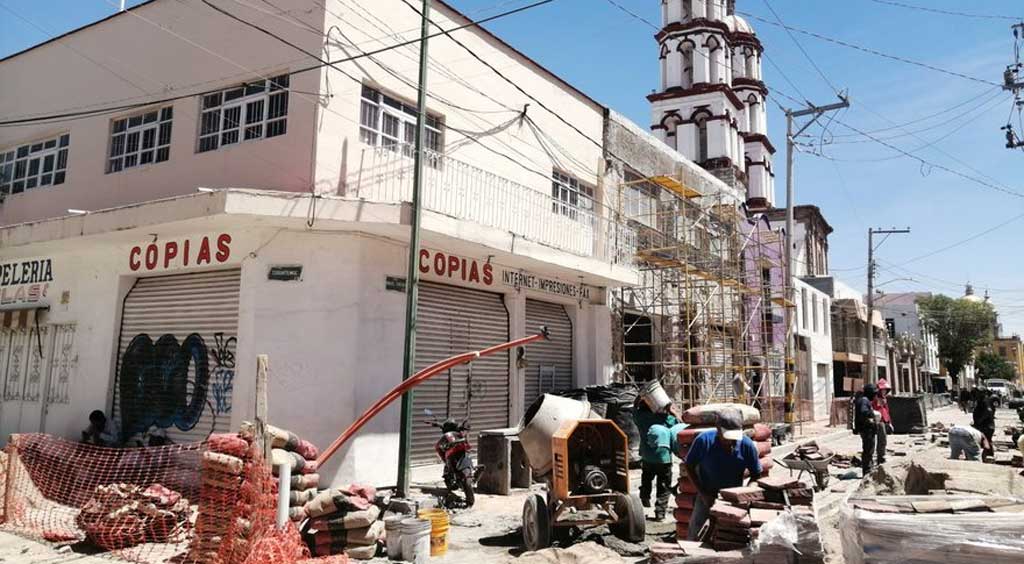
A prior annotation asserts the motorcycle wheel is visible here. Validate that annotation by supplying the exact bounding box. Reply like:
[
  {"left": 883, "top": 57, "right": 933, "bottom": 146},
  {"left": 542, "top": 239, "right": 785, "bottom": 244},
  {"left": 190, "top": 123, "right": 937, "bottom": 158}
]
[{"left": 461, "top": 474, "right": 475, "bottom": 507}]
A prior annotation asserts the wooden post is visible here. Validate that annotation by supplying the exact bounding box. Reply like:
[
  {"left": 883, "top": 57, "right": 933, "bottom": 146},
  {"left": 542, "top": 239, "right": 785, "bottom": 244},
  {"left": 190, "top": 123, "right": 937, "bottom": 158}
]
[{"left": 256, "top": 354, "right": 270, "bottom": 463}]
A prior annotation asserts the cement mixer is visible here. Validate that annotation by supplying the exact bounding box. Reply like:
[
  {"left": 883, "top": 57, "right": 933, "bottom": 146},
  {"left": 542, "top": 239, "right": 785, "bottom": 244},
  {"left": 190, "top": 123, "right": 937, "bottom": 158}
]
[{"left": 517, "top": 394, "right": 645, "bottom": 551}]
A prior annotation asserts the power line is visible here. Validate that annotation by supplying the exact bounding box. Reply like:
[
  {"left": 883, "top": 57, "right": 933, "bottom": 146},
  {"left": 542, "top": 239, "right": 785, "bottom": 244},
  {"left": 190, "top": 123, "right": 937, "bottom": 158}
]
[
  {"left": 759, "top": 0, "right": 839, "bottom": 95},
  {"left": 864, "top": 0, "right": 1022, "bottom": 21},
  {"left": 0, "top": 0, "right": 556, "bottom": 126},
  {"left": 738, "top": 11, "right": 1001, "bottom": 88},
  {"left": 830, "top": 116, "right": 1024, "bottom": 199}
]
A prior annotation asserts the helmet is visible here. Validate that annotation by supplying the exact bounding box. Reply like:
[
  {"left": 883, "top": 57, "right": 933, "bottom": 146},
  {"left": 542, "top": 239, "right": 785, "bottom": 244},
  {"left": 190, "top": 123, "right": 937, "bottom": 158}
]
[{"left": 877, "top": 378, "right": 891, "bottom": 391}]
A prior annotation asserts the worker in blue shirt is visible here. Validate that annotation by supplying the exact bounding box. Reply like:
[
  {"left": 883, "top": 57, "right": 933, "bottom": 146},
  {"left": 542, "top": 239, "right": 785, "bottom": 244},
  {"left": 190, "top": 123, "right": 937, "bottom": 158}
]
[
  {"left": 683, "top": 409, "right": 762, "bottom": 540},
  {"left": 634, "top": 400, "right": 677, "bottom": 521}
]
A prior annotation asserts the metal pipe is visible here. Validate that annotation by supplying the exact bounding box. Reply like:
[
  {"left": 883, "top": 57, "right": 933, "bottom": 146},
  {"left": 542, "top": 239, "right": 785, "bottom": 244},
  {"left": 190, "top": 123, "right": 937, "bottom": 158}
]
[{"left": 275, "top": 463, "right": 291, "bottom": 530}]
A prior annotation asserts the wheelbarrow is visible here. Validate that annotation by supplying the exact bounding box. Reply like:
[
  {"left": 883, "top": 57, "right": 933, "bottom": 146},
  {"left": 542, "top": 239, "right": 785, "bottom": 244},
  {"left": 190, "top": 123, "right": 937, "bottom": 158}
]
[{"left": 774, "top": 454, "right": 834, "bottom": 491}]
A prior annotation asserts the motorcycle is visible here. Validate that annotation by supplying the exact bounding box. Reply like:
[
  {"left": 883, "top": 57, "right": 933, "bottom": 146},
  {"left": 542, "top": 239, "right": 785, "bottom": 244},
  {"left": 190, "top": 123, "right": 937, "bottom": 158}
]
[{"left": 424, "top": 409, "right": 482, "bottom": 507}]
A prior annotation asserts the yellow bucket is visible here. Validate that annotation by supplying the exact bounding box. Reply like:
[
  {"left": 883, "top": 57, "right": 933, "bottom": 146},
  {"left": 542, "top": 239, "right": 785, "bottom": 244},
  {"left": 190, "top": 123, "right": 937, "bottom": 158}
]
[{"left": 417, "top": 508, "right": 450, "bottom": 556}]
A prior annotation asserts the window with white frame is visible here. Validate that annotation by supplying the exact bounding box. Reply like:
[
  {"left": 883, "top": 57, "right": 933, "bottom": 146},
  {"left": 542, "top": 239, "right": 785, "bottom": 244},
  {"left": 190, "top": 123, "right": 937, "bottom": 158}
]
[
  {"left": 359, "top": 85, "right": 443, "bottom": 160},
  {"left": 623, "top": 170, "right": 657, "bottom": 229},
  {"left": 198, "top": 74, "right": 289, "bottom": 153},
  {"left": 108, "top": 107, "right": 173, "bottom": 173},
  {"left": 0, "top": 134, "right": 69, "bottom": 195},
  {"left": 551, "top": 170, "right": 595, "bottom": 223}
]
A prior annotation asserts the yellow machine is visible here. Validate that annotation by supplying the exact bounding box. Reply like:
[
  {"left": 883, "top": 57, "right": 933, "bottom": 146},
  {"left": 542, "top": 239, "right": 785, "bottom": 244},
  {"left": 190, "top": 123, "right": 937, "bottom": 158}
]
[{"left": 521, "top": 419, "right": 645, "bottom": 551}]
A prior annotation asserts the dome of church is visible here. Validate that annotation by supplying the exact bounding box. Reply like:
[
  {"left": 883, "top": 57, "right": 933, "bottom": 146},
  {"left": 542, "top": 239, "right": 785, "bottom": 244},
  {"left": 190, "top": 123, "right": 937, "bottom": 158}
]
[
  {"left": 725, "top": 14, "right": 754, "bottom": 34},
  {"left": 963, "top": 283, "right": 984, "bottom": 303}
]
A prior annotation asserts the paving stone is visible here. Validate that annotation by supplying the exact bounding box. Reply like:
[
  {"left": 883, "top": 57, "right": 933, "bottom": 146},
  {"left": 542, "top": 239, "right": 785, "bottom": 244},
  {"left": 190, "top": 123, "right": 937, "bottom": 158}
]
[{"left": 719, "top": 486, "right": 765, "bottom": 504}]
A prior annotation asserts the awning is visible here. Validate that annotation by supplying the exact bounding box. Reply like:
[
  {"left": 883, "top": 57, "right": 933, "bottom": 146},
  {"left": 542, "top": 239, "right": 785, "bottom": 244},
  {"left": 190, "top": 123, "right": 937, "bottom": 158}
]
[{"left": 0, "top": 306, "right": 48, "bottom": 330}]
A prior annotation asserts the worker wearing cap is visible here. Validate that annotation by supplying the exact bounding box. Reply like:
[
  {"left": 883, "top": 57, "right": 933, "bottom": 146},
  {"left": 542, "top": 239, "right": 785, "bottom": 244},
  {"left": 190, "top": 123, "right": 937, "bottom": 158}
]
[
  {"left": 872, "top": 379, "right": 893, "bottom": 466},
  {"left": 683, "top": 409, "right": 762, "bottom": 540}
]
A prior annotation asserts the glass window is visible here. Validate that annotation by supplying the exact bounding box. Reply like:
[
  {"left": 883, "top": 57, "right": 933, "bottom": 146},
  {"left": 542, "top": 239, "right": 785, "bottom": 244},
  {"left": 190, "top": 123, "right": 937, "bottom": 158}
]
[
  {"left": 551, "top": 170, "right": 595, "bottom": 224},
  {"left": 0, "top": 134, "right": 70, "bottom": 195},
  {"left": 198, "top": 74, "right": 289, "bottom": 153},
  {"left": 359, "top": 84, "right": 444, "bottom": 167},
  {"left": 108, "top": 106, "right": 173, "bottom": 173}
]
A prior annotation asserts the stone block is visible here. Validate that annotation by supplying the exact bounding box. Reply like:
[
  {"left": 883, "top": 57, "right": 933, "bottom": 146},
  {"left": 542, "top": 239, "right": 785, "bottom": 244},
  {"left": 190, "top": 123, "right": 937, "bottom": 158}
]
[{"left": 719, "top": 486, "right": 765, "bottom": 504}]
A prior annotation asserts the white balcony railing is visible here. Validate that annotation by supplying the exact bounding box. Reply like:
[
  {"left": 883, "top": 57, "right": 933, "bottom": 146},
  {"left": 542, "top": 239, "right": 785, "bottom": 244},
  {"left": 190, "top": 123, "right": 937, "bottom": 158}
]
[{"left": 348, "top": 146, "right": 637, "bottom": 265}]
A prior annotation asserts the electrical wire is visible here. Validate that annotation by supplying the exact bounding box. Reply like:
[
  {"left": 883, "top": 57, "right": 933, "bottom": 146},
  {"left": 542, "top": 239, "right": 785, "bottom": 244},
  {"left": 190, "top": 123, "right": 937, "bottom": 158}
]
[
  {"left": 864, "top": 0, "right": 1023, "bottom": 21},
  {"left": 738, "top": 11, "right": 1001, "bottom": 87},
  {"left": 759, "top": 0, "right": 839, "bottom": 95}
]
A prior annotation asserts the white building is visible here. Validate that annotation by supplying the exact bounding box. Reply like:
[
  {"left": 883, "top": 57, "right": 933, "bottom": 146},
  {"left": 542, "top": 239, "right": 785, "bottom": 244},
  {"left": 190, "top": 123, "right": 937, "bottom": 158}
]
[
  {"left": 0, "top": 0, "right": 686, "bottom": 487},
  {"left": 875, "top": 292, "right": 941, "bottom": 392}
]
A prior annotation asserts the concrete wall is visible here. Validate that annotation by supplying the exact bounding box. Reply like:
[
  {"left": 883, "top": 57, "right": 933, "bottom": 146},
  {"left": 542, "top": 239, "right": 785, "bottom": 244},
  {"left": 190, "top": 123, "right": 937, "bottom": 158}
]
[
  {"left": 0, "top": 0, "right": 327, "bottom": 226},
  {"left": 315, "top": 0, "right": 606, "bottom": 206}
]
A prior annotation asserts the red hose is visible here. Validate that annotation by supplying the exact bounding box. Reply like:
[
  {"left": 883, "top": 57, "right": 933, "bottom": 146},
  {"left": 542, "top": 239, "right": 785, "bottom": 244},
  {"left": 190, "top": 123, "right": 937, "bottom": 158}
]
[{"left": 316, "top": 328, "right": 549, "bottom": 466}]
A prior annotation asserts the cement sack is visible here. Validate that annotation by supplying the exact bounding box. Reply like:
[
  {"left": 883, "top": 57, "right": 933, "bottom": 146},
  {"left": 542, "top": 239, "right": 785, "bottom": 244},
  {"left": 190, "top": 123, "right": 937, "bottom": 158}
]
[
  {"left": 345, "top": 544, "right": 378, "bottom": 560},
  {"left": 518, "top": 541, "right": 626, "bottom": 564},
  {"left": 272, "top": 449, "right": 319, "bottom": 475},
  {"left": 682, "top": 403, "right": 760, "bottom": 426},
  {"left": 307, "top": 505, "right": 381, "bottom": 531},
  {"left": 291, "top": 473, "right": 320, "bottom": 490},
  {"left": 202, "top": 451, "right": 244, "bottom": 475},
  {"left": 267, "top": 424, "right": 301, "bottom": 451},
  {"left": 289, "top": 488, "right": 318, "bottom": 507},
  {"left": 304, "top": 486, "right": 375, "bottom": 518}
]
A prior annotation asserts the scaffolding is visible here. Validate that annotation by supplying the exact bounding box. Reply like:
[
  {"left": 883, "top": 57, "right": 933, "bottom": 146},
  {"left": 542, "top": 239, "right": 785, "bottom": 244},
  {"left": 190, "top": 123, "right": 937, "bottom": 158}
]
[{"left": 613, "top": 172, "right": 793, "bottom": 423}]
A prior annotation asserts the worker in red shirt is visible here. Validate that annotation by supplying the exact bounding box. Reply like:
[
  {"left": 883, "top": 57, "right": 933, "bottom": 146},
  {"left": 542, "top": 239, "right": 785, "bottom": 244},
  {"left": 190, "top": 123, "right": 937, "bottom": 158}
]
[{"left": 872, "top": 379, "right": 893, "bottom": 465}]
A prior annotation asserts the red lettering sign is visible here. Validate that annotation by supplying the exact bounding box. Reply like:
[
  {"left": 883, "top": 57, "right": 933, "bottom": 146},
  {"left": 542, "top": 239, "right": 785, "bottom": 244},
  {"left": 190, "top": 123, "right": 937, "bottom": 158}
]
[
  {"left": 127, "top": 234, "right": 233, "bottom": 272},
  {"left": 418, "top": 249, "right": 493, "bottom": 287}
]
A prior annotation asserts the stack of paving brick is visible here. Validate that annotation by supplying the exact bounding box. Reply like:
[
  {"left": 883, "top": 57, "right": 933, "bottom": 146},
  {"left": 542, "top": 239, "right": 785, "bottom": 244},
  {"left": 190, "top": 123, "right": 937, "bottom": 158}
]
[
  {"left": 189, "top": 432, "right": 256, "bottom": 563},
  {"left": 267, "top": 425, "right": 321, "bottom": 522},
  {"left": 700, "top": 476, "right": 813, "bottom": 551}
]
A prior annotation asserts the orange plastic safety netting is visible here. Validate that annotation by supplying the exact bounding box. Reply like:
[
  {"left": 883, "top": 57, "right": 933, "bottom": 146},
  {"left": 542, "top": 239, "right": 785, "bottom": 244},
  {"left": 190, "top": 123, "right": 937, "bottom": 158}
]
[{"left": 1, "top": 432, "right": 319, "bottom": 564}]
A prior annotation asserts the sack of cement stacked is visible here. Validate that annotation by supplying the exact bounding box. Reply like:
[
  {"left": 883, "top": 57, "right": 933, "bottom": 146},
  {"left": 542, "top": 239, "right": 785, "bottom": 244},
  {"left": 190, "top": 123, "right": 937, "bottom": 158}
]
[
  {"left": 267, "top": 424, "right": 321, "bottom": 521},
  {"left": 302, "top": 485, "right": 382, "bottom": 560},
  {"left": 681, "top": 403, "right": 760, "bottom": 427},
  {"left": 190, "top": 432, "right": 256, "bottom": 562}
]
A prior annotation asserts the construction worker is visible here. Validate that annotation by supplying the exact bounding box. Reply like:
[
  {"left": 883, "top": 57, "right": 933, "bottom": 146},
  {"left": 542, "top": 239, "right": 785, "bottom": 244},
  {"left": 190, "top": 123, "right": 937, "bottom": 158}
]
[
  {"left": 948, "top": 424, "right": 987, "bottom": 461},
  {"left": 634, "top": 400, "right": 677, "bottom": 521},
  {"left": 81, "top": 410, "right": 119, "bottom": 447},
  {"left": 854, "top": 383, "right": 878, "bottom": 476},
  {"left": 683, "top": 409, "right": 762, "bottom": 540},
  {"left": 872, "top": 379, "right": 893, "bottom": 466}
]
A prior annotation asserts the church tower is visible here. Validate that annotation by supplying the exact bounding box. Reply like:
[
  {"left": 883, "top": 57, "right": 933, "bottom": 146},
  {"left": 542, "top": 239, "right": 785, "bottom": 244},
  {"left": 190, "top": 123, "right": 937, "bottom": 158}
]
[{"left": 649, "top": 0, "right": 775, "bottom": 210}]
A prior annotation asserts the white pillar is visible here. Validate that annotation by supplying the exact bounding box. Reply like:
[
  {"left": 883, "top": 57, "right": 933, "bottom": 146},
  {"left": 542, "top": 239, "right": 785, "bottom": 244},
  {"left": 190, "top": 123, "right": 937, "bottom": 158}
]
[
  {"left": 666, "top": 0, "right": 682, "bottom": 24},
  {"left": 693, "top": 43, "right": 711, "bottom": 84}
]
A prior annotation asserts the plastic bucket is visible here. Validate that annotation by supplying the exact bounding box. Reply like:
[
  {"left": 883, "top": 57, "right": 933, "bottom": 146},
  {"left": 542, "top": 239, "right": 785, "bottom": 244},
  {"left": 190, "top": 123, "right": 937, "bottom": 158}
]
[
  {"left": 401, "top": 518, "right": 431, "bottom": 564},
  {"left": 384, "top": 515, "right": 404, "bottom": 560},
  {"left": 417, "top": 508, "right": 450, "bottom": 556},
  {"left": 640, "top": 380, "right": 672, "bottom": 413}
]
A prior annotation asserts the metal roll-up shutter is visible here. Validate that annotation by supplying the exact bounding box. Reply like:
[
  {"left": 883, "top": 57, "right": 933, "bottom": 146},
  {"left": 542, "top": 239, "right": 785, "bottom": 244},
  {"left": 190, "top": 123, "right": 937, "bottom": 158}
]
[
  {"left": 411, "top": 282, "right": 510, "bottom": 465},
  {"left": 524, "top": 299, "right": 573, "bottom": 408},
  {"left": 113, "top": 269, "right": 240, "bottom": 446}
]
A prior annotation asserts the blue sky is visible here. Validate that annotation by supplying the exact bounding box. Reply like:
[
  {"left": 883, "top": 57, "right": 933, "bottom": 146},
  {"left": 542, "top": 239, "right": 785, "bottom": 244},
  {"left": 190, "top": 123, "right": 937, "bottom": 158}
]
[{"left": 3, "top": 0, "right": 1024, "bottom": 333}]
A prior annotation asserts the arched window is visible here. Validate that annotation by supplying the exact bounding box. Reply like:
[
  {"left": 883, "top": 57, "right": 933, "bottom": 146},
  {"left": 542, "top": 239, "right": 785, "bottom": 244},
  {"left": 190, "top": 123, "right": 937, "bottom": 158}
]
[
  {"left": 693, "top": 110, "right": 711, "bottom": 162},
  {"left": 681, "top": 45, "right": 694, "bottom": 88},
  {"left": 662, "top": 113, "right": 683, "bottom": 151},
  {"left": 660, "top": 43, "right": 669, "bottom": 90},
  {"left": 747, "top": 95, "right": 759, "bottom": 132},
  {"left": 707, "top": 37, "right": 721, "bottom": 83}
]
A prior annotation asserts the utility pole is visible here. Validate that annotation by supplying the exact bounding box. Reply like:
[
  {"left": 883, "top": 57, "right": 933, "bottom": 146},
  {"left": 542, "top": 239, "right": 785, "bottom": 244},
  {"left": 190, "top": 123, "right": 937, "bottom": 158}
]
[
  {"left": 866, "top": 227, "right": 910, "bottom": 383},
  {"left": 783, "top": 95, "right": 848, "bottom": 425},
  {"left": 1001, "top": 23, "right": 1024, "bottom": 149},
  {"left": 397, "top": 0, "right": 432, "bottom": 498}
]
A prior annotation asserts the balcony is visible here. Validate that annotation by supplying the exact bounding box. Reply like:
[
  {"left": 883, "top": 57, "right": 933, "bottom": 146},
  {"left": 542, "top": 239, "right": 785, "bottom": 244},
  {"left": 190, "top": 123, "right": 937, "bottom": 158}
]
[{"left": 347, "top": 146, "right": 637, "bottom": 265}]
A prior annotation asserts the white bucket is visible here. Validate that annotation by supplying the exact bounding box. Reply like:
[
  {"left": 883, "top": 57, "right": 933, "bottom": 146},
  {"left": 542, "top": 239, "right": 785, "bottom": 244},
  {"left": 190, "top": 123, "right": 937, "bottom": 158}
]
[
  {"left": 518, "top": 394, "right": 595, "bottom": 476},
  {"left": 401, "top": 518, "right": 432, "bottom": 564},
  {"left": 640, "top": 380, "right": 672, "bottom": 413},
  {"left": 384, "top": 515, "right": 405, "bottom": 560}
]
